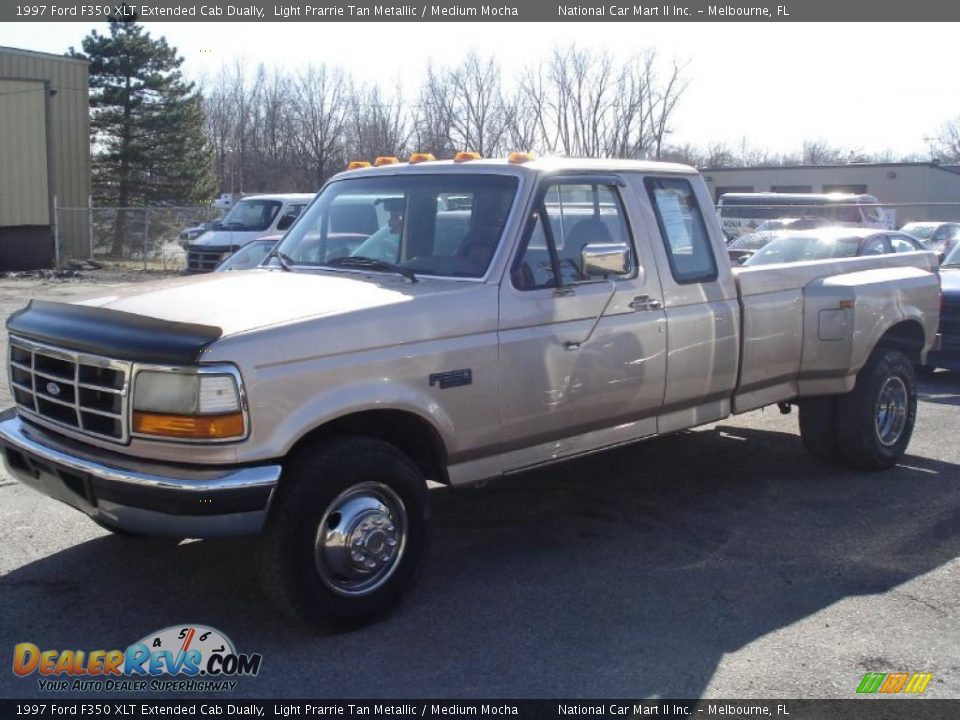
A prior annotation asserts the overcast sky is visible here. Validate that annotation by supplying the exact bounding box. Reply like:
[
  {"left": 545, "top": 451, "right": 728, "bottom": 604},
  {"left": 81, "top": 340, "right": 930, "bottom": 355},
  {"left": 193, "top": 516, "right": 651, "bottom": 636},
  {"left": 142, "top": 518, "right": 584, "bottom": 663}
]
[{"left": 3, "top": 21, "right": 959, "bottom": 158}]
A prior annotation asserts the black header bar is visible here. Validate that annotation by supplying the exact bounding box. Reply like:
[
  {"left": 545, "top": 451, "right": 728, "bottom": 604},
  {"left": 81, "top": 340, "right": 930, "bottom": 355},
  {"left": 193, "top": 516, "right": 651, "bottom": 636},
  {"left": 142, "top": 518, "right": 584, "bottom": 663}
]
[
  {"left": 4, "top": 0, "right": 960, "bottom": 22},
  {"left": 3, "top": 700, "right": 960, "bottom": 719}
]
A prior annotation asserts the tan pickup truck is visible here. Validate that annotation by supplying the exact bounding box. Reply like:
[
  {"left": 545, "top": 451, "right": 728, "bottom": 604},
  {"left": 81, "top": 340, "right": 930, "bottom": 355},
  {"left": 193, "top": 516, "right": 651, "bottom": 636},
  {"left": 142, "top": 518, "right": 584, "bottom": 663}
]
[{"left": 0, "top": 157, "right": 940, "bottom": 628}]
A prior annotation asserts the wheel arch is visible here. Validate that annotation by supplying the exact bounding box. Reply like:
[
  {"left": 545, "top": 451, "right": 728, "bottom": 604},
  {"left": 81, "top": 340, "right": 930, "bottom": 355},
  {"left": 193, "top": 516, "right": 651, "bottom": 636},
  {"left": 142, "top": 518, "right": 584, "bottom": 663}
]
[
  {"left": 285, "top": 409, "right": 450, "bottom": 486},
  {"left": 874, "top": 319, "right": 927, "bottom": 365}
]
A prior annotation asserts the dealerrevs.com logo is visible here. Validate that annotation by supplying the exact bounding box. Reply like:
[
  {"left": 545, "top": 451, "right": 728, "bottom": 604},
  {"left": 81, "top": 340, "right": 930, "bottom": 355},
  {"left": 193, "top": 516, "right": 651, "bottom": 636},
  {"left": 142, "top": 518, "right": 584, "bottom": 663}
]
[{"left": 13, "top": 624, "right": 263, "bottom": 692}]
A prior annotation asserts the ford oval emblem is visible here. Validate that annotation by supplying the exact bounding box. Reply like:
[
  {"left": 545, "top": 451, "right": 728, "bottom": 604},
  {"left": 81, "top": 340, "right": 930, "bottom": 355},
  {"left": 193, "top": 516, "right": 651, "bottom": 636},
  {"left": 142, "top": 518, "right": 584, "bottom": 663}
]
[{"left": 46, "top": 381, "right": 61, "bottom": 397}]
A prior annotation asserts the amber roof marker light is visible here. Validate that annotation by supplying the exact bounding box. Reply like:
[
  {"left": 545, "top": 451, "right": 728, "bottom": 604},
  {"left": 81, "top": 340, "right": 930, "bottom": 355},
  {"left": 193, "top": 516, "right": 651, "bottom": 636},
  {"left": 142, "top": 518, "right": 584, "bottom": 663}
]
[
  {"left": 374, "top": 156, "right": 400, "bottom": 167},
  {"left": 408, "top": 152, "right": 437, "bottom": 164},
  {"left": 346, "top": 160, "right": 371, "bottom": 170},
  {"left": 454, "top": 151, "right": 482, "bottom": 162},
  {"left": 507, "top": 152, "right": 536, "bottom": 164}
]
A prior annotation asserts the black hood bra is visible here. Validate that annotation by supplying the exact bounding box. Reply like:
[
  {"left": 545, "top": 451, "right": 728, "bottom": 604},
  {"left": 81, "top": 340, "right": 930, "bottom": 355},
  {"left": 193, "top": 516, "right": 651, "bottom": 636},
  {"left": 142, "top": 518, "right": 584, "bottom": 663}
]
[{"left": 6, "top": 300, "right": 222, "bottom": 365}]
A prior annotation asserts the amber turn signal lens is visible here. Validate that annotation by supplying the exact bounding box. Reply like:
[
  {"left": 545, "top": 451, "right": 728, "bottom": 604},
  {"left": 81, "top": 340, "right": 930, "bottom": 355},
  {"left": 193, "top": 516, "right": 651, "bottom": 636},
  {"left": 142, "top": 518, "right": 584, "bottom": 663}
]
[{"left": 133, "top": 411, "right": 245, "bottom": 440}]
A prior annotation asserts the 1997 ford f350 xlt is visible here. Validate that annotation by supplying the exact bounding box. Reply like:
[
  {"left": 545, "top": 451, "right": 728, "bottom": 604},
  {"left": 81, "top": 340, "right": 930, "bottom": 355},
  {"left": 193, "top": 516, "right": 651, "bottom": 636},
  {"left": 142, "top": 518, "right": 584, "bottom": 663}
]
[{"left": 0, "top": 157, "right": 941, "bottom": 628}]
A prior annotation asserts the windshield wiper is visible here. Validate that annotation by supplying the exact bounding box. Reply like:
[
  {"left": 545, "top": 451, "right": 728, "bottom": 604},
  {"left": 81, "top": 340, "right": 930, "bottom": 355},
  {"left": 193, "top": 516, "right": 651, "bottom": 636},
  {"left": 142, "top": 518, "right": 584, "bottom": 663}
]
[
  {"left": 941, "top": 263, "right": 960, "bottom": 269},
  {"left": 327, "top": 256, "right": 418, "bottom": 283},
  {"left": 265, "top": 248, "right": 295, "bottom": 272}
]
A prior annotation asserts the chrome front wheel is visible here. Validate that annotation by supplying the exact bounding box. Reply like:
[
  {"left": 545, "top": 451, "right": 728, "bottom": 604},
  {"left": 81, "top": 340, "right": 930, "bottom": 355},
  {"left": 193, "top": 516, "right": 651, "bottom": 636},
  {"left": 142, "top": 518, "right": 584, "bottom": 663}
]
[
  {"left": 315, "top": 482, "right": 408, "bottom": 597},
  {"left": 258, "top": 435, "right": 430, "bottom": 629}
]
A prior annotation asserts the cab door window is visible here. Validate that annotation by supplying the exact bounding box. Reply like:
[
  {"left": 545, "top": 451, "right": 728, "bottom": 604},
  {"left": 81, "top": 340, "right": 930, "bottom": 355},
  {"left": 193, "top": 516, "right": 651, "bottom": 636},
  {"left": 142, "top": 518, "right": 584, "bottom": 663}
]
[
  {"left": 645, "top": 177, "right": 717, "bottom": 284},
  {"left": 513, "top": 183, "right": 634, "bottom": 290},
  {"left": 861, "top": 236, "right": 887, "bottom": 255},
  {"left": 888, "top": 234, "right": 919, "bottom": 253}
]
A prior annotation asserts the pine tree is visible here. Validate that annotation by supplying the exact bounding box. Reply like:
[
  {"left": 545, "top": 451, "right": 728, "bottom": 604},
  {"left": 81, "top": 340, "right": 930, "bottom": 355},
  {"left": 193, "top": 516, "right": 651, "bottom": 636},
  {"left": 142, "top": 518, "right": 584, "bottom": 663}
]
[{"left": 70, "top": 18, "right": 215, "bottom": 254}]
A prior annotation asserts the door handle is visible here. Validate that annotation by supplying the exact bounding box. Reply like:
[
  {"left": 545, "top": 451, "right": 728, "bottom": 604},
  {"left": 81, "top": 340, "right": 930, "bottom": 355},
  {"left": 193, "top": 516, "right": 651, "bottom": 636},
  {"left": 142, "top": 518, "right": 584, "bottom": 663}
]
[{"left": 629, "top": 295, "right": 663, "bottom": 311}]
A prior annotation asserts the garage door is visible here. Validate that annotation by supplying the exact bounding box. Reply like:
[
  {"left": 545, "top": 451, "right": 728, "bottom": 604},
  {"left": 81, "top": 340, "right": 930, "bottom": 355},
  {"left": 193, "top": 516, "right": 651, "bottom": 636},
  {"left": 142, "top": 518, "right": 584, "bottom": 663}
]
[{"left": 0, "top": 79, "right": 49, "bottom": 226}]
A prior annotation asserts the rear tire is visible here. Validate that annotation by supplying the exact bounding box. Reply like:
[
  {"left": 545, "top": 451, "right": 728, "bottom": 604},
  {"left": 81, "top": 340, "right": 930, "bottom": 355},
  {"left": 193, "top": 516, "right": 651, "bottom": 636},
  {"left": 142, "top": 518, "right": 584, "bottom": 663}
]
[
  {"left": 798, "top": 396, "right": 842, "bottom": 463},
  {"left": 258, "top": 435, "right": 430, "bottom": 630},
  {"left": 836, "top": 349, "right": 917, "bottom": 471}
]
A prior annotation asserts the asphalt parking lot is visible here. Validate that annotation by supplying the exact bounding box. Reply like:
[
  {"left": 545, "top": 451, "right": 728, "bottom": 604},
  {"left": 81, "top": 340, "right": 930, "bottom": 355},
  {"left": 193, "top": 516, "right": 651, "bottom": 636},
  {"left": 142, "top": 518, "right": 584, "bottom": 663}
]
[{"left": 0, "top": 272, "right": 957, "bottom": 700}]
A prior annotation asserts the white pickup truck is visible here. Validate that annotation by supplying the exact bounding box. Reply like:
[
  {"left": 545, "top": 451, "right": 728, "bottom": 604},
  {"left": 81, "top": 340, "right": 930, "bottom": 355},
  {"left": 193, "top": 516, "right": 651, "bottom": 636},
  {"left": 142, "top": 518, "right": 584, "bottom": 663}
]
[{"left": 1, "top": 157, "right": 940, "bottom": 628}]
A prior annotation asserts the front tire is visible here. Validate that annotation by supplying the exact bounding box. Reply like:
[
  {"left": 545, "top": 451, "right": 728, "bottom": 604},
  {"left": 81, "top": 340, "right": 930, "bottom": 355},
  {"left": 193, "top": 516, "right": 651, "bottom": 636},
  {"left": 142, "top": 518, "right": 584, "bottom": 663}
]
[
  {"left": 836, "top": 349, "right": 917, "bottom": 471},
  {"left": 258, "top": 436, "right": 430, "bottom": 630}
]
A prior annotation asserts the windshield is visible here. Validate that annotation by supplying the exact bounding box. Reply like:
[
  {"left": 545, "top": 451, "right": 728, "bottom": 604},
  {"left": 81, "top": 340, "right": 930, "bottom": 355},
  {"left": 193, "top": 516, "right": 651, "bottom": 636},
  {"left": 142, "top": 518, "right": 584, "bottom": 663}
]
[
  {"left": 275, "top": 174, "right": 518, "bottom": 278},
  {"left": 901, "top": 224, "right": 935, "bottom": 240},
  {"left": 216, "top": 240, "right": 278, "bottom": 271},
  {"left": 943, "top": 242, "right": 960, "bottom": 266},
  {"left": 729, "top": 232, "right": 776, "bottom": 250},
  {"left": 217, "top": 199, "right": 283, "bottom": 232},
  {"left": 745, "top": 235, "right": 863, "bottom": 265}
]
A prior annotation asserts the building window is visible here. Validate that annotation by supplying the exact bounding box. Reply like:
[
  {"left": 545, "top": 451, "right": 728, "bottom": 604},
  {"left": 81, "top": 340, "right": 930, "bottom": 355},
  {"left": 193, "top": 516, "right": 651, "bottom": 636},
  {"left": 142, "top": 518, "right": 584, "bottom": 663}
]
[
  {"left": 714, "top": 186, "right": 753, "bottom": 203},
  {"left": 823, "top": 184, "right": 867, "bottom": 194},
  {"left": 771, "top": 185, "right": 813, "bottom": 193}
]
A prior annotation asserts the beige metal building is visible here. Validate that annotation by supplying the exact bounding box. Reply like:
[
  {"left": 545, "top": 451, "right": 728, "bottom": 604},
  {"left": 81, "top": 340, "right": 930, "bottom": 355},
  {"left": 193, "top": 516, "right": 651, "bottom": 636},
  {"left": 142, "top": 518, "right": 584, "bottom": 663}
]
[
  {"left": 701, "top": 162, "right": 960, "bottom": 227},
  {"left": 0, "top": 47, "right": 89, "bottom": 270}
]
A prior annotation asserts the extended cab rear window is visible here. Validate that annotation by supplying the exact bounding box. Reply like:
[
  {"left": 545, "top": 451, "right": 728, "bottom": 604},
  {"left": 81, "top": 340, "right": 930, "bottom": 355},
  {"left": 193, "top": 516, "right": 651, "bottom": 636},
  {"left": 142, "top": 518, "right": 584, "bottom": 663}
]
[{"left": 645, "top": 177, "right": 717, "bottom": 284}]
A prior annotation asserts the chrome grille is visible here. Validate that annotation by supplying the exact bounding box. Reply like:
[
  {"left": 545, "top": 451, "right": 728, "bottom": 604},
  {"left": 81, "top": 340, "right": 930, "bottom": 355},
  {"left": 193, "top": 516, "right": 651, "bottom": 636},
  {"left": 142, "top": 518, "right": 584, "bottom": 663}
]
[
  {"left": 187, "top": 245, "right": 232, "bottom": 273},
  {"left": 8, "top": 337, "right": 132, "bottom": 443}
]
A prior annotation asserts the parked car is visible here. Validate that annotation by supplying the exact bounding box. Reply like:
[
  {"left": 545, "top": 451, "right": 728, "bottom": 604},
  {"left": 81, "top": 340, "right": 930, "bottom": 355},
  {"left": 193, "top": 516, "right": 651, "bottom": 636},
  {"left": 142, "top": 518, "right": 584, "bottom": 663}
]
[
  {"left": 753, "top": 217, "right": 833, "bottom": 233},
  {"left": 185, "top": 194, "right": 313, "bottom": 273},
  {"left": 1, "top": 157, "right": 940, "bottom": 629},
  {"left": 718, "top": 192, "right": 892, "bottom": 239},
  {"left": 178, "top": 219, "right": 222, "bottom": 249},
  {"left": 743, "top": 228, "right": 925, "bottom": 266},
  {"left": 899, "top": 221, "right": 960, "bottom": 257},
  {"left": 215, "top": 238, "right": 279, "bottom": 272},
  {"left": 727, "top": 229, "right": 786, "bottom": 263},
  {"left": 923, "top": 242, "right": 960, "bottom": 371}
]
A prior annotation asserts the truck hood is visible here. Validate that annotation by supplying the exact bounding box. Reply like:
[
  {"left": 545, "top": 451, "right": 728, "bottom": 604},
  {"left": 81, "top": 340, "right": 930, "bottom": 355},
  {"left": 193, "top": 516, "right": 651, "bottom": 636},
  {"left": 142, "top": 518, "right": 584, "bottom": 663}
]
[
  {"left": 191, "top": 229, "right": 264, "bottom": 247},
  {"left": 8, "top": 270, "right": 494, "bottom": 365},
  {"left": 71, "top": 269, "right": 465, "bottom": 336}
]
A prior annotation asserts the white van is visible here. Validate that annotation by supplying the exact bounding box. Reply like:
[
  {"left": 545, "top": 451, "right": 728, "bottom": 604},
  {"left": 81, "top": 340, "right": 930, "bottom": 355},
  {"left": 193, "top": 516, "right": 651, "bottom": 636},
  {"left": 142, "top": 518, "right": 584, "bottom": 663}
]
[
  {"left": 717, "top": 192, "right": 894, "bottom": 239},
  {"left": 186, "top": 193, "right": 315, "bottom": 273}
]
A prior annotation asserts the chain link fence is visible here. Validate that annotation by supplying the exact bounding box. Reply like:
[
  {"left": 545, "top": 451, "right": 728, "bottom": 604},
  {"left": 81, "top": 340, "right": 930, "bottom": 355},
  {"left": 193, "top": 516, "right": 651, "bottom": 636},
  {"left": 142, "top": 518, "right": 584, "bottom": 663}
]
[
  {"left": 55, "top": 205, "right": 224, "bottom": 270},
  {"left": 51, "top": 199, "right": 960, "bottom": 270}
]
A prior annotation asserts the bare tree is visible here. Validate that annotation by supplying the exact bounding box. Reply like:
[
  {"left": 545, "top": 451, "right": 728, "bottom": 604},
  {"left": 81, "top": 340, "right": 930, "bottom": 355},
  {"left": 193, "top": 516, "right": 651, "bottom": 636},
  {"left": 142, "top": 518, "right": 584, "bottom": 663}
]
[
  {"left": 199, "top": 45, "right": 693, "bottom": 195},
  {"left": 412, "top": 62, "right": 457, "bottom": 158},
  {"left": 349, "top": 83, "right": 410, "bottom": 160},
  {"left": 801, "top": 139, "right": 847, "bottom": 165},
  {"left": 446, "top": 52, "right": 509, "bottom": 156},
  {"left": 292, "top": 64, "right": 351, "bottom": 188},
  {"left": 510, "top": 46, "right": 686, "bottom": 159},
  {"left": 926, "top": 118, "right": 960, "bottom": 162}
]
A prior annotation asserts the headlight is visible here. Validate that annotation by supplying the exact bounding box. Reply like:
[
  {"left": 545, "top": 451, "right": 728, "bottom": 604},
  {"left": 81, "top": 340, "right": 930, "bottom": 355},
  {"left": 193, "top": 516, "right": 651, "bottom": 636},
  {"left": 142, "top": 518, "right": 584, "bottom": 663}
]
[{"left": 132, "top": 368, "right": 246, "bottom": 441}]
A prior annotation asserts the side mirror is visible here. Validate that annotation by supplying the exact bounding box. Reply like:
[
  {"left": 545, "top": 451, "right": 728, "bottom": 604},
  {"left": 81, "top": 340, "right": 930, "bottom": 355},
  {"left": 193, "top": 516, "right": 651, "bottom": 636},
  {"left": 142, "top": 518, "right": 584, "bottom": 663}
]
[{"left": 581, "top": 242, "right": 632, "bottom": 279}]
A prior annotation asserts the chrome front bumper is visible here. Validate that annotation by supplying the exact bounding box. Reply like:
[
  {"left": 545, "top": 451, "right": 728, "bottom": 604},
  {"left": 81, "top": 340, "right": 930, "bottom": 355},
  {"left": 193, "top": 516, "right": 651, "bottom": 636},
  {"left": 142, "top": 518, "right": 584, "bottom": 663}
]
[{"left": 0, "top": 412, "right": 281, "bottom": 537}]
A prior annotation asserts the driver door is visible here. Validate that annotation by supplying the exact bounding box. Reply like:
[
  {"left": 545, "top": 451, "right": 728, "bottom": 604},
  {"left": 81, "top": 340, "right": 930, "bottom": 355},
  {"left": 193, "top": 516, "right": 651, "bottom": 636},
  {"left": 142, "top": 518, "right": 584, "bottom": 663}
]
[{"left": 497, "top": 177, "right": 667, "bottom": 471}]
